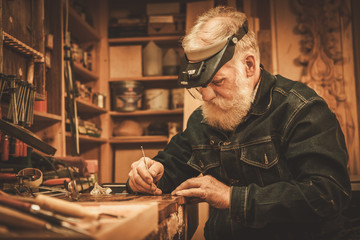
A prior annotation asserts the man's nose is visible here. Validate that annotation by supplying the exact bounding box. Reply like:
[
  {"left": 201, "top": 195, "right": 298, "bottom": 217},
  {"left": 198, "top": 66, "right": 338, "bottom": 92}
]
[{"left": 199, "top": 86, "right": 216, "bottom": 101}]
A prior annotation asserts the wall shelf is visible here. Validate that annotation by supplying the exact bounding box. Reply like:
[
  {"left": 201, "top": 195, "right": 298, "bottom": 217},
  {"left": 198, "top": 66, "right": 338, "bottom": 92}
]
[
  {"left": 110, "top": 135, "right": 168, "bottom": 144},
  {"left": 109, "top": 75, "right": 178, "bottom": 82},
  {"left": 73, "top": 62, "right": 98, "bottom": 82},
  {"left": 67, "top": 6, "right": 100, "bottom": 42},
  {"left": 109, "top": 108, "right": 183, "bottom": 117},
  {"left": 108, "top": 35, "right": 182, "bottom": 45},
  {"left": 34, "top": 111, "right": 62, "bottom": 122},
  {"left": 76, "top": 98, "right": 107, "bottom": 114},
  {"left": 66, "top": 132, "right": 107, "bottom": 143}
]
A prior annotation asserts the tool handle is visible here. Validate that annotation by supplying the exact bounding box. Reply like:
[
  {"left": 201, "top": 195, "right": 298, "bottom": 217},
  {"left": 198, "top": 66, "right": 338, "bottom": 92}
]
[
  {"left": 43, "top": 178, "right": 71, "bottom": 186},
  {"left": 35, "top": 194, "right": 98, "bottom": 220},
  {"left": 0, "top": 205, "right": 50, "bottom": 230},
  {"left": 0, "top": 172, "right": 16, "bottom": 181},
  {"left": 0, "top": 195, "right": 32, "bottom": 212}
]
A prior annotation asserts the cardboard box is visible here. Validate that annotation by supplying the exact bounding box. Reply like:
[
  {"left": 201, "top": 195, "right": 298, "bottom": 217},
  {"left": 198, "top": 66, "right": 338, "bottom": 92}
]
[
  {"left": 148, "top": 15, "right": 185, "bottom": 36},
  {"left": 146, "top": 3, "right": 180, "bottom": 15},
  {"left": 109, "top": 45, "right": 142, "bottom": 78}
]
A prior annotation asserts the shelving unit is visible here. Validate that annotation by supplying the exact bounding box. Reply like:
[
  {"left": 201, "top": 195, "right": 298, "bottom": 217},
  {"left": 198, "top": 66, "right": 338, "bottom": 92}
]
[
  {"left": 33, "top": 111, "right": 62, "bottom": 122},
  {"left": 107, "top": 1, "right": 186, "bottom": 182},
  {"left": 110, "top": 135, "right": 169, "bottom": 144},
  {"left": 109, "top": 108, "right": 183, "bottom": 117},
  {"left": 63, "top": 1, "right": 108, "bottom": 169},
  {"left": 72, "top": 62, "right": 98, "bottom": 82}
]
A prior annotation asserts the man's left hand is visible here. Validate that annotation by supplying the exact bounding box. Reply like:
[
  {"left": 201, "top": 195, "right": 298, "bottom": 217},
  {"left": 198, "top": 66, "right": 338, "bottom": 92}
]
[{"left": 171, "top": 175, "right": 230, "bottom": 209}]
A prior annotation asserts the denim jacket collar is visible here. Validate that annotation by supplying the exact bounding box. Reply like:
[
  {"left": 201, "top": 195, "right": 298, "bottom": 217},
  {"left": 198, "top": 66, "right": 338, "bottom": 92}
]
[{"left": 250, "top": 69, "right": 276, "bottom": 116}]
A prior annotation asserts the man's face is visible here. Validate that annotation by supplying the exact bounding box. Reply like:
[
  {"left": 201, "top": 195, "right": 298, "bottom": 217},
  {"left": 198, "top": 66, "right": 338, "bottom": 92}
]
[{"left": 201, "top": 59, "right": 255, "bottom": 131}]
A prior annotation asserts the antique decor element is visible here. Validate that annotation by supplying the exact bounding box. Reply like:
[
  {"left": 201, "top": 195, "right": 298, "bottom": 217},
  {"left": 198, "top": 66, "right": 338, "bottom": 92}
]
[{"left": 292, "top": 0, "right": 358, "bottom": 173}]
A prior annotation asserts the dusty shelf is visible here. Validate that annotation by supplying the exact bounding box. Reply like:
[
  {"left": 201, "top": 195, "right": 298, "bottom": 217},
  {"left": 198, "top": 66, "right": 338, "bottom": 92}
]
[{"left": 109, "top": 135, "right": 168, "bottom": 144}]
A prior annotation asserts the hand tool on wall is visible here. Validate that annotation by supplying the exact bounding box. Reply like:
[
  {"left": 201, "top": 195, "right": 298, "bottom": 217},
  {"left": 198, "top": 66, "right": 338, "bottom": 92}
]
[{"left": 6, "top": 75, "right": 18, "bottom": 125}]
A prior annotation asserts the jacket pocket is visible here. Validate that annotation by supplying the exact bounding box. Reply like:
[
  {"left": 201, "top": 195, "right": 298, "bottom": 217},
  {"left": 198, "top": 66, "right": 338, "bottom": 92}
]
[
  {"left": 239, "top": 138, "right": 281, "bottom": 186},
  {"left": 187, "top": 145, "right": 220, "bottom": 174},
  {"left": 240, "top": 138, "right": 279, "bottom": 169}
]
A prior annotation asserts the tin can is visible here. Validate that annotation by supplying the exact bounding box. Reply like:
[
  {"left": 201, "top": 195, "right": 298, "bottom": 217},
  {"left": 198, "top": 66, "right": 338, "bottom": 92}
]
[
  {"left": 111, "top": 81, "right": 143, "bottom": 111},
  {"left": 144, "top": 88, "right": 169, "bottom": 110}
]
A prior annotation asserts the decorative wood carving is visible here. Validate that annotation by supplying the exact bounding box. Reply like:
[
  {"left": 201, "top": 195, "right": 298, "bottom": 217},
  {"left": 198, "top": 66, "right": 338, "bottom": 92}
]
[{"left": 291, "top": 0, "right": 359, "bottom": 174}]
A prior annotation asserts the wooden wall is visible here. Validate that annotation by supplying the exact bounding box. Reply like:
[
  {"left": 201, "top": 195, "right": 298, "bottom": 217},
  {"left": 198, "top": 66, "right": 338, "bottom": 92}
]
[{"left": 271, "top": 0, "right": 360, "bottom": 176}]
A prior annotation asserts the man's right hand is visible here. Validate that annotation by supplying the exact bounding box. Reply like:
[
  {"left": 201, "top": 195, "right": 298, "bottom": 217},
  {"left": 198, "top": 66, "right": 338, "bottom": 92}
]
[{"left": 128, "top": 157, "right": 164, "bottom": 195}]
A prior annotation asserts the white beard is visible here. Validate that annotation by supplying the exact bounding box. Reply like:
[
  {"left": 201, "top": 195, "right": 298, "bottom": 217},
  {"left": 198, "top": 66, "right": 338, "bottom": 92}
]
[{"left": 202, "top": 76, "right": 254, "bottom": 132}]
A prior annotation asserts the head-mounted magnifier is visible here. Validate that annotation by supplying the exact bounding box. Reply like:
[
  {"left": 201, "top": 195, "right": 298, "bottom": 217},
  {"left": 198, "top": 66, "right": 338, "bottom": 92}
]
[{"left": 178, "top": 20, "right": 248, "bottom": 88}]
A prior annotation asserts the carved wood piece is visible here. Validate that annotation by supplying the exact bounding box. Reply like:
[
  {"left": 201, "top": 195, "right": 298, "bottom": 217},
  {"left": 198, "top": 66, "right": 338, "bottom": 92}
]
[{"left": 292, "top": 0, "right": 359, "bottom": 174}]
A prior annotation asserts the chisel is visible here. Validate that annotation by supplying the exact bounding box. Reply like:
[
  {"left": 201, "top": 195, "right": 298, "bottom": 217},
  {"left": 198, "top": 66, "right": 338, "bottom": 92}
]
[{"left": 0, "top": 195, "right": 91, "bottom": 236}]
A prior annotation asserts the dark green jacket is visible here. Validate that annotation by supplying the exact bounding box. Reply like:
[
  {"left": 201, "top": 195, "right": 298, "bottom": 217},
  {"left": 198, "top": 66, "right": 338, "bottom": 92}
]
[{"left": 154, "top": 69, "right": 351, "bottom": 239}]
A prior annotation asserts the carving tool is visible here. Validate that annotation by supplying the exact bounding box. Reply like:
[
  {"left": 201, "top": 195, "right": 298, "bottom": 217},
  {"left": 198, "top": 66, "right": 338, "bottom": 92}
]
[
  {"left": 141, "top": 145, "right": 148, "bottom": 170},
  {"left": 34, "top": 194, "right": 118, "bottom": 220},
  {"left": 0, "top": 195, "right": 90, "bottom": 236},
  {"left": 141, "top": 146, "right": 153, "bottom": 190}
]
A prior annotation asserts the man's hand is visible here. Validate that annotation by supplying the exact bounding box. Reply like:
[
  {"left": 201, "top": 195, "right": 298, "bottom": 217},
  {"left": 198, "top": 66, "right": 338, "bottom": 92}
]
[
  {"left": 128, "top": 157, "right": 164, "bottom": 195},
  {"left": 171, "top": 175, "right": 230, "bottom": 209}
]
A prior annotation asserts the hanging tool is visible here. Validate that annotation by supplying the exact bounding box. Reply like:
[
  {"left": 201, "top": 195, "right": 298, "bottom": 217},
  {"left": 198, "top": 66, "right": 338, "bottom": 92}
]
[
  {"left": 7, "top": 75, "right": 19, "bottom": 125},
  {"left": 64, "top": 0, "right": 80, "bottom": 156}
]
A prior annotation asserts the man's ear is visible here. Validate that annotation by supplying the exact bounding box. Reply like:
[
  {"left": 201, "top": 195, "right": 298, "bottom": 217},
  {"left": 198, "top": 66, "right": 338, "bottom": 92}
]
[{"left": 245, "top": 55, "right": 256, "bottom": 77}]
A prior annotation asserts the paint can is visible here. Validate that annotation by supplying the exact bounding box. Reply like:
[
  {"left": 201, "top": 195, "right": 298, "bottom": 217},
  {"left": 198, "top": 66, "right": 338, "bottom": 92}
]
[
  {"left": 144, "top": 88, "right": 169, "bottom": 110},
  {"left": 111, "top": 81, "right": 143, "bottom": 111}
]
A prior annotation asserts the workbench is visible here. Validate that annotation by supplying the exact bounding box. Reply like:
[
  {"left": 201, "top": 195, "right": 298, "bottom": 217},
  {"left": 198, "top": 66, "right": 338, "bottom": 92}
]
[{"left": 1, "top": 194, "right": 199, "bottom": 240}]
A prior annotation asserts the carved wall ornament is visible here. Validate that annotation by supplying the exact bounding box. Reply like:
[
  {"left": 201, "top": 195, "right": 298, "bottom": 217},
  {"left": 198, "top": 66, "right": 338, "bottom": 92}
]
[{"left": 291, "top": 0, "right": 358, "bottom": 173}]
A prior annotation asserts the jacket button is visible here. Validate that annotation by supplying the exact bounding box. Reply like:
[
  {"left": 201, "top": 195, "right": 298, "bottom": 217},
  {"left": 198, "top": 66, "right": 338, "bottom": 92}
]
[{"left": 230, "top": 179, "right": 239, "bottom": 185}]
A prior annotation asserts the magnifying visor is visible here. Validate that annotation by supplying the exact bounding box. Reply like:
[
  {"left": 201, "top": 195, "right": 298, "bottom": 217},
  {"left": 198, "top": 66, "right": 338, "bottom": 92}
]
[{"left": 177, "top": 20, "right": 248, "bottom": 89}]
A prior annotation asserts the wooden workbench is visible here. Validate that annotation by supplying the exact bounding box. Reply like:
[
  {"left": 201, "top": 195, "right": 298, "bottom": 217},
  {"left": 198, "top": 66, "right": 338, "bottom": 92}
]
[{"left": 1, "top": 194, "right": 198, "bottom": 240}]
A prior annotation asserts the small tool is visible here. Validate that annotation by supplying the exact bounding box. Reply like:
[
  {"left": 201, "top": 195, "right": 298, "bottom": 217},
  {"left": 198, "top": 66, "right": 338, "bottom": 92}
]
[
  {"left": 141, "top": 146, "right": 153, "bottom": 190},
  {"left": 141, "top": 146, "right": 148, "bottom": 170}
]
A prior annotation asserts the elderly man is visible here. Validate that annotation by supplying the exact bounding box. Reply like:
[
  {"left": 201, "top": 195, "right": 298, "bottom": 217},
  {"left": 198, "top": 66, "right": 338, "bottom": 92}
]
[{"left": 127, "top": 6, "right": 351, "bottom": 240}]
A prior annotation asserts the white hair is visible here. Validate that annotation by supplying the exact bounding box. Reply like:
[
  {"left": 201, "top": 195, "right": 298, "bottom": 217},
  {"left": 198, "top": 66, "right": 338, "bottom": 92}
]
[{"left": 182, "top": 6, "right": 260, "bottom": 68}]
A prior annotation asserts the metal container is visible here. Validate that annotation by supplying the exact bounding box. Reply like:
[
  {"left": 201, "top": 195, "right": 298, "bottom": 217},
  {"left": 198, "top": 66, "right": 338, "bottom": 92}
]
[
  {"left": 144, "top": 88, "right": 169, "bottom": 110},
  {"left": 111, "top": 81, "right": 143, "bottom": 112}
]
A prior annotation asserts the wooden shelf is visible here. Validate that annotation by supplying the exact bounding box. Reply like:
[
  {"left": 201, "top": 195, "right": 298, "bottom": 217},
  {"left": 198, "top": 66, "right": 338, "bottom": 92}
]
[
  {"left": 110, "top": 108, "right": 183, "bottom": 117},
  {"left": 110, "top": 135, "right": 168, "bottom": 144},
  {"left": 72, "top": 62, "right": 98, "bottom": 82},
  {"left": 76, "top": 98, "right": 107, "bottom": 114},
  {"left": 34, "top": 111, "right": 62, "bottom": 122},
  {"left": 108, "top": 35, "right": 182, "bottom": 45},
  {"left": 67, "top": 6, "right": 100, "bottom": 42},
  {"left": 66, "top": 132, "right": 107, "bottom": 143},
  {"left": 109, "top": 75, "right": 178, "bottom": 82}
]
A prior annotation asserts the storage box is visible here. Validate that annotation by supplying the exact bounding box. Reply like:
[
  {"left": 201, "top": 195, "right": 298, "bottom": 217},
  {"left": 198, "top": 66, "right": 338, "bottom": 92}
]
[
  {"left": 148, "top": 15, "right": 185, "bottom": 35},
  {"left": 109, "top": 46, "right": 142, "bottom": 78},
  {"left": 146, "top": 3, "right": 180, "bottom": 15}
]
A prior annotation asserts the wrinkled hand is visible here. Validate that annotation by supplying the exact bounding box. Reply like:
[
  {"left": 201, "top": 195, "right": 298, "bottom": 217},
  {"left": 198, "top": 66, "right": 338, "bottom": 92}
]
[
  {"left": 128, "top": 157, "right": 164, "bottom": 195},
  {"left": 171, "top": 175, "right": 230, "bottom": 209}
]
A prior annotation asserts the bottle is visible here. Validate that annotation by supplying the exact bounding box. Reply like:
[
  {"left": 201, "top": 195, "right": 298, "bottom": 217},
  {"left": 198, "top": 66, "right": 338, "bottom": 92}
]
[
  {"left": 143, "top": 41, "right": 162, "bottom": 76},
  {"left": 163, "top": 48, "right": 180, "bottom": 75}
]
